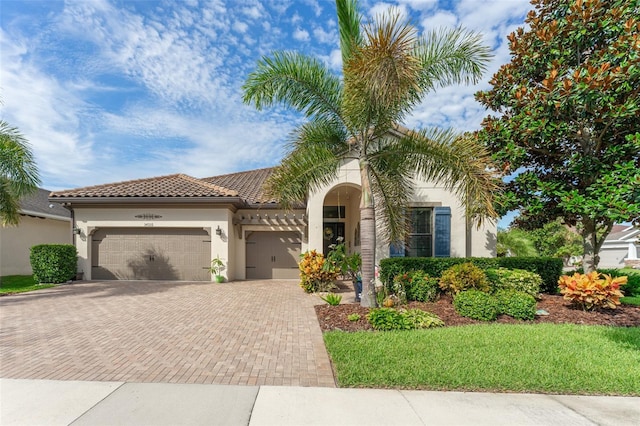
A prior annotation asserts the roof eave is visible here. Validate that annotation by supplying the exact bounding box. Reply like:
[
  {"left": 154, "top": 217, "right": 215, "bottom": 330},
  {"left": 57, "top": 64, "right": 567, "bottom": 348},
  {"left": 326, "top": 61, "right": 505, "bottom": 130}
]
[
  {"left": 49, "top": 196, "right": 247, "bottom": 207},
  {"left": 19, "top": 209, "right": 72, "bottom": 221}
]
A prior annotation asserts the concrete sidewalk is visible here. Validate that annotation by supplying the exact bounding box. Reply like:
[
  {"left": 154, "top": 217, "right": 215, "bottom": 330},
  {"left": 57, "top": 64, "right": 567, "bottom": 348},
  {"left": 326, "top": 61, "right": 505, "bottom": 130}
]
[{"left": 1, "top": 379, "right": 639, "bottom": 426}]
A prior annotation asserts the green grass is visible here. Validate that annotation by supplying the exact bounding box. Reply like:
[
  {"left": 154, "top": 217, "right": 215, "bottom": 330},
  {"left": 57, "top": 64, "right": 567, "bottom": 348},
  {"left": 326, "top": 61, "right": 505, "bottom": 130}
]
[
  {"left": 324, "top": 324, "right": 640, "bottom": 395},
  {"left": 621, "top": 296, "right": 640, "bottom": 306},
  {"left": 0, "top": 275, "right": 55, "bottom": 295}
]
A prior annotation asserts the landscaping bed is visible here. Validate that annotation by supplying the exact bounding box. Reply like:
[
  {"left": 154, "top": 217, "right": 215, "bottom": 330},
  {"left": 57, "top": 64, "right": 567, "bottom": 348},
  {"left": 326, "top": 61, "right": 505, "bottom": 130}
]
[{"left": 315, "top": 294, "right": 640, "bottom": 332}]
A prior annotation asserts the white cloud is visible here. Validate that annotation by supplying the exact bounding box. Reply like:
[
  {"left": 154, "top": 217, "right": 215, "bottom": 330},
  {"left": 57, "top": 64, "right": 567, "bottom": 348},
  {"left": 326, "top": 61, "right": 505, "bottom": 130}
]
[
  {"left": 313, "top": 25, "right": 336, "bottom": 45},
  {"left": 293, "top": 27, "right": 310, "bottom": 42},
  {"left": 368, "top": 2, "right": 409, "bottom": 21},
  {"left": 241, "top": 6, "right": 263, "bottom": 20},
  {"left": 397, "top": 0, "right": 437, "bottom": 10},
  {"left": 421, "top": 11, "right": 458, "bottom": 30},
  {"left": 233, "top": 20, "right": 249, "bottom": 33},
  {"left": 0, "top": 30, "right": 94, "bottom": 187},
  {"left": 291, "top": 12, "right": 302, "bottom": 24}
]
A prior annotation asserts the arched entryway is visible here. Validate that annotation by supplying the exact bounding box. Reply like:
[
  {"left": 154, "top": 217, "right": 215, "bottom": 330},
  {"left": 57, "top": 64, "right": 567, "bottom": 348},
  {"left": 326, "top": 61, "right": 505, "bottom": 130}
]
[{"left": 322, "top": 184, "right": 361, "bottom": 255}]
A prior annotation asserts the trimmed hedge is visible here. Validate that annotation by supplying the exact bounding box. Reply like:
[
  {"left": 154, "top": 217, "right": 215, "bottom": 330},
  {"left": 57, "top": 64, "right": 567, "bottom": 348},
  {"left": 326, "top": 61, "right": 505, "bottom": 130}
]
[
  {"left": 380, "top": 257, "right": 563, "bottom": 294},
  {"left": 30, "top": 244, "right": 77, "bottom": 284}
]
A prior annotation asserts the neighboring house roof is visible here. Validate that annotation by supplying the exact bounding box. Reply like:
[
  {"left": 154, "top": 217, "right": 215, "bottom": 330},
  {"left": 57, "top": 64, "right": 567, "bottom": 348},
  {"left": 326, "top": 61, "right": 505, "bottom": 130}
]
[
  {"left": 20, "top": 188, "right": 71, "bottom": 220},
  {"left": 605, "top": 225, "right": 639, "bottom": 242},
  {"left": 50, "top": 174, "right": 239, "bottom": 200},
  {"left": 202, "top": 167, "right": 276, "bottom": 205}
]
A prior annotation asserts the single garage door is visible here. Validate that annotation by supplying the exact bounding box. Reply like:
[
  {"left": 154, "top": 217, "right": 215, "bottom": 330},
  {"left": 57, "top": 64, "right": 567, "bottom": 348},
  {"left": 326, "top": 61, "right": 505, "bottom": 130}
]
[
  {"left": 92, "top": 228, "right": 211, "bottom": 281},
  {"left": 246, "top": 231, "right": 301, "bottom": 279}
]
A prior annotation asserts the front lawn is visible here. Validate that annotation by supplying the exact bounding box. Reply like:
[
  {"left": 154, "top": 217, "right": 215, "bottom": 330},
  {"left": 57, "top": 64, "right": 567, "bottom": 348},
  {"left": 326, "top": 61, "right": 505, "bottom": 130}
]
[
  {"left": 324, "top": 323, "right": 640, "bottom": 395},
  {"left": 0, "top": 275, "right": 55, "bottom": 295}
]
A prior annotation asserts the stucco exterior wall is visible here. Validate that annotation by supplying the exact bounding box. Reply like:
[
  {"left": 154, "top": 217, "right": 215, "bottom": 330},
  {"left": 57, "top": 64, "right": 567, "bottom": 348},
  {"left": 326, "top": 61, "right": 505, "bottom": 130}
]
[
  {"left": 307, "top": 159, "right": 497, "bottom": 262},
  {"left": 0, "top": 216, "right": 71, "bottom": 276},
  {"left": 73, "top": 206, "right": 230, "bottom": 280}
]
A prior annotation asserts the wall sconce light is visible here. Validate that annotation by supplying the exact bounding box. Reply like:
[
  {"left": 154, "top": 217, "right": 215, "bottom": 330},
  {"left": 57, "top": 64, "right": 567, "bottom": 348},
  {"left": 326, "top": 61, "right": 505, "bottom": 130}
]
[
  {"left": 215, "top": 226, "right": 222, "bottom": 236},
  {"left": 73, "top": 227, "right": 81, "bottom": 235}
]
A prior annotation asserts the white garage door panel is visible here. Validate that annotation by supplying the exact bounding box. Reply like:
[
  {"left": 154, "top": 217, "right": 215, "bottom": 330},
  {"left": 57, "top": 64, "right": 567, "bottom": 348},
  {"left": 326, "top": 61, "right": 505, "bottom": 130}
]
[
  {"left": 92, "top": 228, "right": 211, "bottom": 281},
  {"left": 246, "top": 231, "right": 301, "bottom": 279}
]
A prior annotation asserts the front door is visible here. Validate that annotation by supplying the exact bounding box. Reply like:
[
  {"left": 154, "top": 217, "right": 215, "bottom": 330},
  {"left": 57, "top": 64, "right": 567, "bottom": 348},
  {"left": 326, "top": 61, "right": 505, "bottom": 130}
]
[{"left": 322, "top": 222, "right": 345, "bottom": 254}]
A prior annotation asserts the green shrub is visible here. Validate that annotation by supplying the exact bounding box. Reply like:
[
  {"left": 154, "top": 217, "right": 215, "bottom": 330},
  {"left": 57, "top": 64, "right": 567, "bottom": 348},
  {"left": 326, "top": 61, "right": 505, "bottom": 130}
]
[
  {"left": 495, "top": 290, "right": 537, "bottom": 320},
  {"left": 496, "top": 257, "right": 562, "bottom": 294},
  {"left": 453, "top": 290, "right": 498, "bottom": 321},
  {"left": 402, "top": 309, "right": 444, "bottom": 329},
  {"left": 439, "top": 263, "right": 489, "bottom": 295},
  {"left": 347, "top": 313, "right": 361, "bottom": 322},
  {"left": 30, "top": 244, "right": 77, "bottom": 284},
  {"left": 368, "top": 308, "right": 410, "bottom": 331},
  {"left": 320, "top": 293, "right": 342, "bottom": 306},
  {"left": 379, "top": 257, "right": 563, "bottom": 294},
  {"left": 367, "top": 307, "right": 444, "bottom": 331},
  {"left": 486, "top": 267, "right": 542, "bottom": 298},
  {"left": 393, "top": 270, "right": 439, "bottom": 302}
]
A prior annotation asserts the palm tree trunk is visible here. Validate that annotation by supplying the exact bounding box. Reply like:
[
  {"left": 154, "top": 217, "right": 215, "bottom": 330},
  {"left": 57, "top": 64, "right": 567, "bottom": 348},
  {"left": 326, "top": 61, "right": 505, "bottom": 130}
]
[{"left": 359, "top": 160, "right": 377, "bottom": 307}]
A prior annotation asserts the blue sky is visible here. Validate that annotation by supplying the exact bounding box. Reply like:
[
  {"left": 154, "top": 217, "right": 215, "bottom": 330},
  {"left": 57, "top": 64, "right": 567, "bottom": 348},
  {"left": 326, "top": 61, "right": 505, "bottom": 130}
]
[{"left": 1, "top": 0, "right": 531, "bottom": 226}]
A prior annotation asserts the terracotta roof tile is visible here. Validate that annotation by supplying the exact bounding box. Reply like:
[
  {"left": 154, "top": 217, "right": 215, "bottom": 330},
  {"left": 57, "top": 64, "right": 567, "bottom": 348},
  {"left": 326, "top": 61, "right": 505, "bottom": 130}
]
[
  {"left": 50, "top": 174, "right": 238, "bottom": 198},
  {"left": 202, "top": 167, "right": 276, "bottom": 204}
]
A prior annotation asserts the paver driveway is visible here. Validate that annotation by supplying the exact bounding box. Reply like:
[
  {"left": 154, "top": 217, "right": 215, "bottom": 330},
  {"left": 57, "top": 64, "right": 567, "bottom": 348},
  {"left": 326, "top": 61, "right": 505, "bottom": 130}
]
[{"left": 0, "top": 280, "right": 335, "bottom": 387}]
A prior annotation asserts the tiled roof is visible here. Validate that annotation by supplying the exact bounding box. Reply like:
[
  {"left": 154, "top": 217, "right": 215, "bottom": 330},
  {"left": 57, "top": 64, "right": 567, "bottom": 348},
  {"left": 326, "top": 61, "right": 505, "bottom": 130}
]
[
  {"left": 202, "top": 167, "right": 276, "bottom": 204},
  {"left": 20, "top": 188, "right": 70, "bottom": 218},
  {"left": 50, "top": 174, "right": 238, "bottom": 199}
]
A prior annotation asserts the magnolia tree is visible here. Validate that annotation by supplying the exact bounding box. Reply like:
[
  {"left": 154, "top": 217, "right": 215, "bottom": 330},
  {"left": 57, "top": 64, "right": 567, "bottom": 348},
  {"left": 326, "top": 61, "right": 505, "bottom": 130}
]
[{"left": 477, "top": 0, "right": 640, "bottom": 272}]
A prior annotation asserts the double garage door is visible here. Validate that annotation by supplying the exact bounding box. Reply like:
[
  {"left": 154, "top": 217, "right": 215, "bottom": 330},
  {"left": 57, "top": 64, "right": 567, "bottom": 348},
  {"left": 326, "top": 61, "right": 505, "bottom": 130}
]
[{"left": 92, "top": 228, "right": 211, "bottom": 281}]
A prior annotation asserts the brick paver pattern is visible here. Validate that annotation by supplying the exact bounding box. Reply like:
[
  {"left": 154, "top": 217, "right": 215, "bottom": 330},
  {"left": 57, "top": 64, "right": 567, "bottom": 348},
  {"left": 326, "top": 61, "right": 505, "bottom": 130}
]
[{"left": 0, "top": 280, "right": 335, "bottom": 387}]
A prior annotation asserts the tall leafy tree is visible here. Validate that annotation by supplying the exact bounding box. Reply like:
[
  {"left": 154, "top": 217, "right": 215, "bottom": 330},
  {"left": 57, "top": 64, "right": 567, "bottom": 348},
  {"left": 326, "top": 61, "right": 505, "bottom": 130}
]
[
  {"left": 529, "top": 219, "right": 583, "bottom": 265},
  {"left": 497, "top": 228, "right": 538, "bottom": 257},
  {"left": 243, "top": 0, "right": 497, "bottom": 306},
  {"left": 477, "top": 0, "right": 640, "bottom": 273},
  {"left": 0, "top": 118, "right": 40, "bottom": 226}
]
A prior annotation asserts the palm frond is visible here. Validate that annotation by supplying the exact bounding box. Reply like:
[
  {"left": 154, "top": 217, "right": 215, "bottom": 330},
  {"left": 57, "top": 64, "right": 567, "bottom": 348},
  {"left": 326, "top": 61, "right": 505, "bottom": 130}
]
[
  {"left": 336, "top": 0, "right": 363, "bottom": 67},
  {"left": 367, "top": 138, "right": 414, "bottom": 242},
  {"left": 415, "top": 27, "right": 493, "bottom": 92},
  {"left": 242, "top": 51, "right": 343, "bottom": 123},
  {"left": 265, "top": 120, "right": 348, "bottom": 209},
  {"left": 0, "top": 178, "right": 22, "bottom": 226},
  {"left": 0, "top": 120, "right": 40, "bottom": 225},
  {"left": 395, "top": 129, "right": 499, "bottom": 225},
  {"left": 343, "top": 8, "right": 421, "bottom": 130}
]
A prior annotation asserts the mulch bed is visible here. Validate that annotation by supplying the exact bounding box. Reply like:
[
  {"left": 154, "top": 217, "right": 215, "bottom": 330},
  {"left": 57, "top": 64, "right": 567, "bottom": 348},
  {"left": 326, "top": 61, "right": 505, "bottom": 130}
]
[{"left": 315, "top": 294, "right": 640, "bottom": 332}]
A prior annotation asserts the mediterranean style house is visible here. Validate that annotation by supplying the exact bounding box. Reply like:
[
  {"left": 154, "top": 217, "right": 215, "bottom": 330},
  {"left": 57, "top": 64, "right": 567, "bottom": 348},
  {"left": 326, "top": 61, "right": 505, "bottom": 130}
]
[
  {"left": 49, "top": 160, "right": 496, "bottom": 281},
  {"left": 1, "top": 188, "right": 71, "bottom": 276}
]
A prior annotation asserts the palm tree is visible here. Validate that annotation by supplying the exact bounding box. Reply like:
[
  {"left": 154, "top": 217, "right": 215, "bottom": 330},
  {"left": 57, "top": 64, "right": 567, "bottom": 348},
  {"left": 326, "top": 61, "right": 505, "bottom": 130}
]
[
  {"left": 243, "top": 0, "right": 498, "bottom": 307},
  {"left": 0, "top": 119, "right": 40, "bottom": 226}
]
